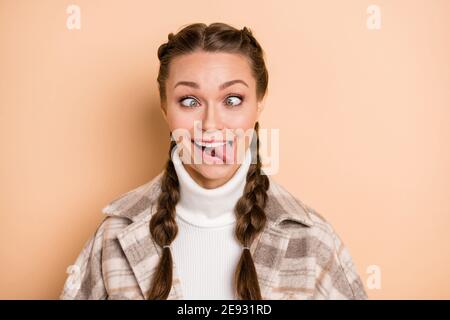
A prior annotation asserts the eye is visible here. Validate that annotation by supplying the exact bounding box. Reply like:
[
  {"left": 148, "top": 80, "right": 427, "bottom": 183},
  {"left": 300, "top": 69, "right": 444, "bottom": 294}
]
[
  {"left": 225, "top": 95, "right": 243, "bottom": 107},
  {"left": 179, "top": 96, "right": 200, "bottom": 108}
]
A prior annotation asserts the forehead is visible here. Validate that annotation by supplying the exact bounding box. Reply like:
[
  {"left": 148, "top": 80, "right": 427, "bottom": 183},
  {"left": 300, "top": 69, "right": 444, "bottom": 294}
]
[{"left": 167, "top": 51, "right": 254, "bottom": 90}]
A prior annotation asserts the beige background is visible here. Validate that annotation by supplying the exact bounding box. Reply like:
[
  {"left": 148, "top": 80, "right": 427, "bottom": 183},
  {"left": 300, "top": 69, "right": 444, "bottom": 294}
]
[{"left": 1, "top": 0, "right": 449, "bottom": 299}]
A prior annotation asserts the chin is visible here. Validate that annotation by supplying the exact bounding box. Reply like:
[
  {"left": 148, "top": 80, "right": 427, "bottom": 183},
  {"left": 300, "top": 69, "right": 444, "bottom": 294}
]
[{"left": 191, "top": 162, "right": 236, "bottom": 181}]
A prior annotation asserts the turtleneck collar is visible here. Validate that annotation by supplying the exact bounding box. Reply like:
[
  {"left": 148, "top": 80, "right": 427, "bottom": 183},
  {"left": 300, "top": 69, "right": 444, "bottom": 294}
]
[{"left": 171, "top": 143, "right": 253, "bottom": 228}]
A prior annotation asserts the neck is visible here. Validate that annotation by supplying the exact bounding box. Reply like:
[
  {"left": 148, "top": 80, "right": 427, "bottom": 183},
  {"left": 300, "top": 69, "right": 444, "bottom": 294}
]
[{"left": 171, "top": 143, "right": 253, "bottom": 227}]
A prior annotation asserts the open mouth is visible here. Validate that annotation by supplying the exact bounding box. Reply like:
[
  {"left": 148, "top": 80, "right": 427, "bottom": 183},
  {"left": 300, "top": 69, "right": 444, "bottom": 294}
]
[{"left": 191, "top": 139, "right": 234, "bottom": 163}]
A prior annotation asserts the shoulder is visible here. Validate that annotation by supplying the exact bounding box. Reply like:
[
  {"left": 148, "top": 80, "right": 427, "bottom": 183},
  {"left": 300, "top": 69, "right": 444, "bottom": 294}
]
[
  {"left": 60, "top": 215, "right": 132, "bottom": 299},
  {"left": 72, "top": 170, "right": 165, "bottom": 258},
  {"left": 265, "top": 175, "right": 342, "bottom": 236},
  {"left": 265, "top": 175, "right": 350, "bottom": 244},
  {"left": 60, "top": 173, "right": 165, "bottom": 300},
  {"left": 101, "top": 171, "right": 164, "bottom": 222},
  {"left": 266, "top": 176, "right": 367, "bottom": 299},
  {"left": 309, "top": 208, "right": 368, "bottom": 299}
]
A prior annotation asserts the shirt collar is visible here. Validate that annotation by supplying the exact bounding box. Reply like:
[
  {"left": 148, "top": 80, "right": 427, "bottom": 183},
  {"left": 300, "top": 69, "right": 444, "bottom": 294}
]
[{"left": 102, "top": 163, "right": 314, "bottom": 229}]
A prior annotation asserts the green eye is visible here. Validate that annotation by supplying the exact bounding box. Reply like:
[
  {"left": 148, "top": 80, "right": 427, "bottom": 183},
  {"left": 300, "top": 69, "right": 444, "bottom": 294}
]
[
  {"left": 179, "top": 97, "right": 199, "bottom": 108},
  {"left": 225, "top": 95, "right": 243, "bottom": 107}
]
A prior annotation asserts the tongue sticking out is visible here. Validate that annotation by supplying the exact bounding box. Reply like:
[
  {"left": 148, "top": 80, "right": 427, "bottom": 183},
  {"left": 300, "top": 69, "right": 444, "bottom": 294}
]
[{"left": 212, "top": 141, "right": 234, "bottom": 164}]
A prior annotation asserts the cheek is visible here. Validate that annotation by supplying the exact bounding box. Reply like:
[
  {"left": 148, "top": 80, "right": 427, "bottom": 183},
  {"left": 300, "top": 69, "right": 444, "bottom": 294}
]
[
  {"left": 166, "top": 106, "right": 197, "bottom": 131},
  {"left": 221, "top": 101, "right": 259, "bottom": 129},
  {"left": 222, "top": 112, "right": 256, "bottom": 131}
]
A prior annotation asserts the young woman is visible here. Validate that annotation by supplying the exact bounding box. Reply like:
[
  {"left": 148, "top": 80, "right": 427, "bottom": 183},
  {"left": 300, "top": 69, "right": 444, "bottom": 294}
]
[{"left": 60, "top": 23, "right": 367, "bottom": 300}]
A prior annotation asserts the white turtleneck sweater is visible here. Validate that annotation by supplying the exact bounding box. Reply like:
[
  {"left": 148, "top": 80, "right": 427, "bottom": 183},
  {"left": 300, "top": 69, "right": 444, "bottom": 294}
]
[{"left": 170, "top": 143, "right": 252, "bottom": 300}]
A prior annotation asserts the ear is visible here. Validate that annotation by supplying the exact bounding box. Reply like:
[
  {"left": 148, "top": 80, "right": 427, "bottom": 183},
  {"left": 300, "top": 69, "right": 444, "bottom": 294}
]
[{"left": 256, "top": 96, "right": 266, "bottom": 119}]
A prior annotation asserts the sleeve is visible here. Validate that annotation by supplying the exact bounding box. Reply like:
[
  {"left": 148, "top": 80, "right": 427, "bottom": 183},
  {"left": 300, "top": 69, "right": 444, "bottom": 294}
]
[
  {"left": 314, "top": 225, "right": 368, "bottom": 300},
  {"left": 332, "top": 231, "right": 368, "bottom": 299},
  {"left": 60, "top": 217, "right": 109, "bottom": 300}
]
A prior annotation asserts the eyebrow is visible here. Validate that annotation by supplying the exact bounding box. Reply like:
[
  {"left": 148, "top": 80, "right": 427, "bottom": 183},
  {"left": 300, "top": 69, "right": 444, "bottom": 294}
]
[{"left": 173, "top": 79, "right": 249, "bottom": 90}]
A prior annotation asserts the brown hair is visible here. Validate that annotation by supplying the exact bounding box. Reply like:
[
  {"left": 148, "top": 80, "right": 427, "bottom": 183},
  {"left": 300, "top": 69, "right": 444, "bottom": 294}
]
[{"left": 148, "top": 22, "right": 270, "bottom": 300}]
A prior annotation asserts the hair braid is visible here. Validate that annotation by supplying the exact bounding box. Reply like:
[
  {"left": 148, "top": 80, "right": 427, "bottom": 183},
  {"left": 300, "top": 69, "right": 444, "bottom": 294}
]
[
  {"left": 147, "top": 139, "right": 180, "bottom": 299},
  {"left": 233, "top": 121, "right": 270, "bottom": 299}
]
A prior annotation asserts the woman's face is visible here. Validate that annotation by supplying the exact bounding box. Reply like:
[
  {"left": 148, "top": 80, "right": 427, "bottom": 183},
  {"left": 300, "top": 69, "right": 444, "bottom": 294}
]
[{"left": 162, "top": 50, "right": 265, "bottom": 189}]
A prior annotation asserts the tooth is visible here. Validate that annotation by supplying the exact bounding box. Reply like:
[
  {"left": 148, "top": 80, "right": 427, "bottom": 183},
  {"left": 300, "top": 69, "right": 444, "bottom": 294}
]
[{"left": 195, "top": 141, "right": 226, "bottom": 148}]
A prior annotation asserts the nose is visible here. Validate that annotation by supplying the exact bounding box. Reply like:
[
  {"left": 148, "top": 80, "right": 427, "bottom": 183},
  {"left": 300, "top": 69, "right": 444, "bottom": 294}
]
[{"left": 200, "top": 103, "right": 223, "bottom": 132}]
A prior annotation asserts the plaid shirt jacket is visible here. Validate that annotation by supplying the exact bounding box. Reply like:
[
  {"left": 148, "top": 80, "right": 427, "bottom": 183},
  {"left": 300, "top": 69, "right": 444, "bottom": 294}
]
[{"left": 60, "top": 171, "right": 368, "bottom": 300}]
